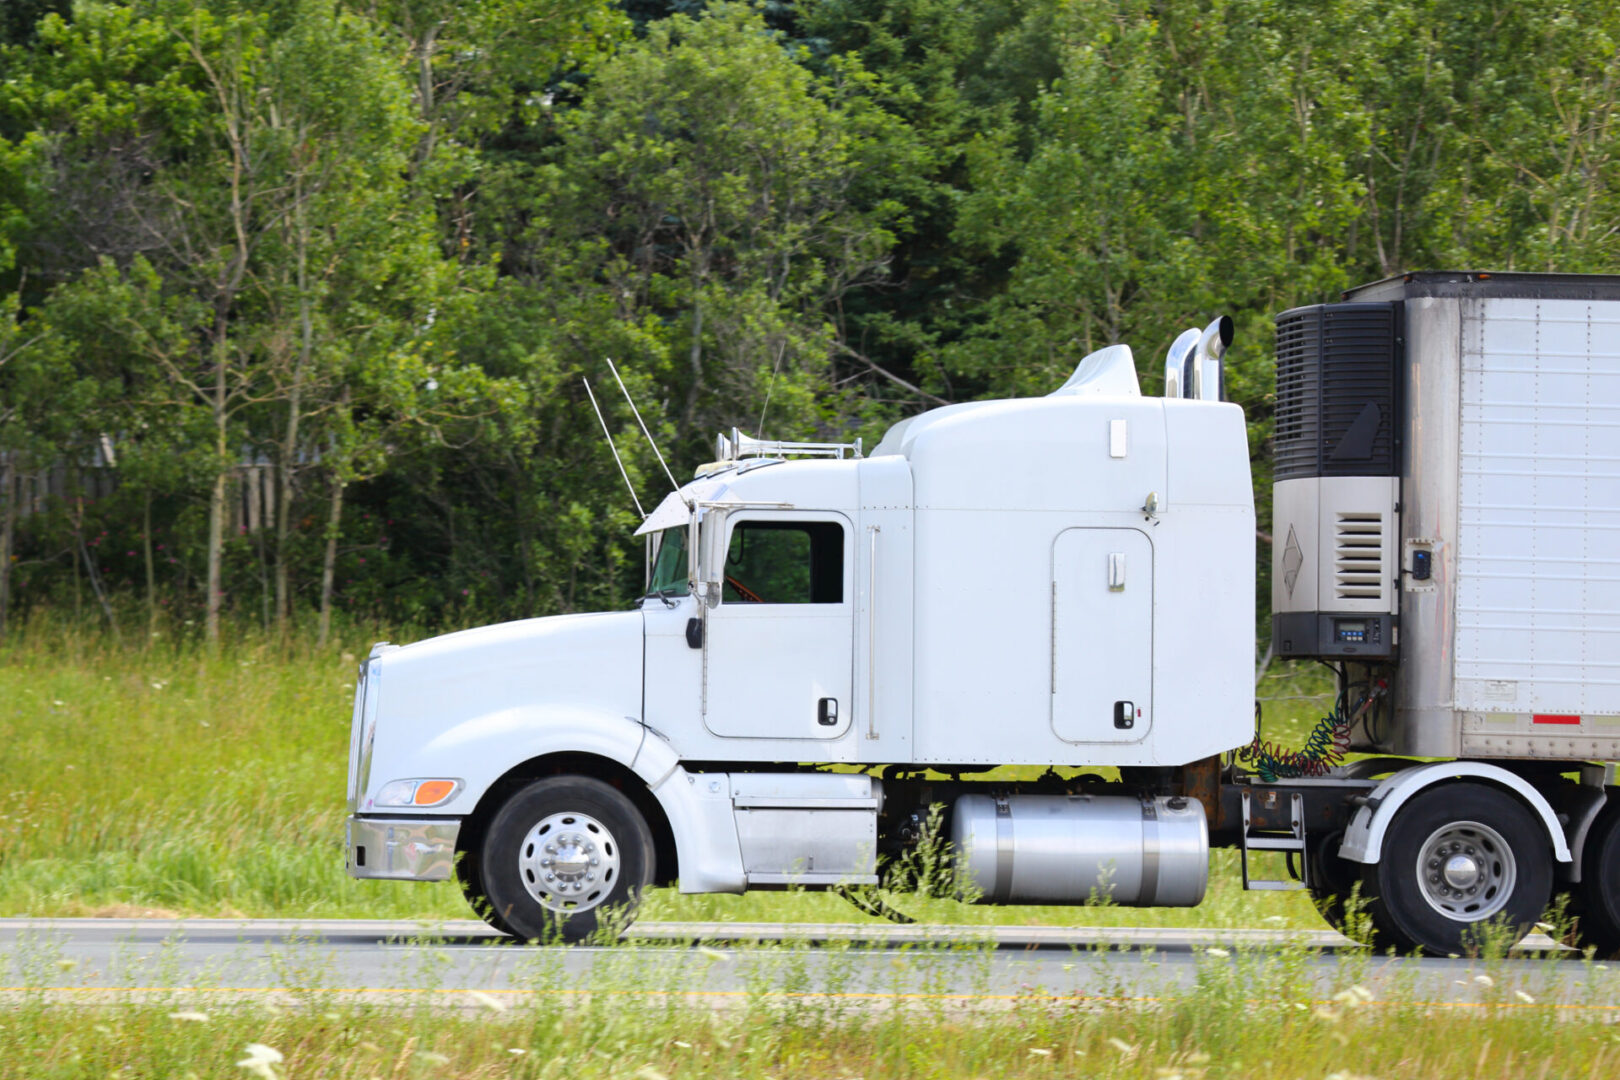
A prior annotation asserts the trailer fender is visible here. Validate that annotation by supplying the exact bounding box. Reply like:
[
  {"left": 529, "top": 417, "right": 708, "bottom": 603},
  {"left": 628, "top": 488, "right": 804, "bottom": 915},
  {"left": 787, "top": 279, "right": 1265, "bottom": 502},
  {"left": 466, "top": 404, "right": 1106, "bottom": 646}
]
[{"left": 1338, "top": 762, "right": 1571, "bottom": 865}]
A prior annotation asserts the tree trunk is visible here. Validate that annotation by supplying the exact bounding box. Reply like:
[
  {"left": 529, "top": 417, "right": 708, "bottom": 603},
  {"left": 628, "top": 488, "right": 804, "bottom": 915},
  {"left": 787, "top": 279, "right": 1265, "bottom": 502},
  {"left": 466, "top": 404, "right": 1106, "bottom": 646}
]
[
  {"left": 0, "top": 458, "right": 14, "bottom": 643},
  {"left": 275, "top": 182, "right": 314, "bottom": 635},
  {"left": 207, "top": 333, "right": 229, "bottom": 646},
  {"left": 318, "top": 471, "right": 344, "bottom": 648},
  {"left": 679, "top": 295, "right": 704, "bottom": 439},
  {"left": 143, "top": 489, "right": 156, "bottom": 641}
]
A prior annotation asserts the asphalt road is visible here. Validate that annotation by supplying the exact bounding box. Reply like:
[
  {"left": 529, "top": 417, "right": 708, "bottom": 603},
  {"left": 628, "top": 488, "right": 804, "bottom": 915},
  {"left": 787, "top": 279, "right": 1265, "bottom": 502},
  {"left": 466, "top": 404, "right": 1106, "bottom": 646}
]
[{"left": 3, "top": 918, "right": 1616, "bottom": 1010}]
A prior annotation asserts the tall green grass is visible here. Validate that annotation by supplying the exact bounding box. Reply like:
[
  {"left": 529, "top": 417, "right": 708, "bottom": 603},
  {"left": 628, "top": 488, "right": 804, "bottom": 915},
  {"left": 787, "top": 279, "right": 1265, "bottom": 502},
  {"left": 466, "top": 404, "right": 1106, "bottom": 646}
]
[
  {"left": 2, "top": 936, "right": 1615, "bottom": 1080},
  {"left": 1, "top": 616, "right": 1334, "bottom": 927}
]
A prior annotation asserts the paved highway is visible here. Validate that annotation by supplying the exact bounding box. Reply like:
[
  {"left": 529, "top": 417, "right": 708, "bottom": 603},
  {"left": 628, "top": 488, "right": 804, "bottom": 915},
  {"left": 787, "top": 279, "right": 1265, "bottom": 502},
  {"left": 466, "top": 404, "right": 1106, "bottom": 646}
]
[{"left": 3, "top": 919, "right": 1615, "bottom": 1010}]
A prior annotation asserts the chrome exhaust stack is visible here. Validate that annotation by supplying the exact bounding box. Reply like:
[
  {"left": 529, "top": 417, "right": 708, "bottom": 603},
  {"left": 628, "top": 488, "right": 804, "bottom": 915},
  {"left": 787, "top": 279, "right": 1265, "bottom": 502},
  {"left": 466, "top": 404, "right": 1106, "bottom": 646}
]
[
  {"left": 1163, "top": 328, "right": 1201, "bottom": 399},
  {"left": 1163, "top": 317, "right": 1233, "bottom": 401},
  {"left": 1192, "top": 316, "right": 1233, "bottom": 401}
]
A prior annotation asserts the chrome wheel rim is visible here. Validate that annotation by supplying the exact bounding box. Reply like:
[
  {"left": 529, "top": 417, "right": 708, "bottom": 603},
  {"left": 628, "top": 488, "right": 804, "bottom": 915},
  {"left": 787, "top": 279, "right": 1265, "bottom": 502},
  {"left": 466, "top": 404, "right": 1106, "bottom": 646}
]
[
  {"left": 1415, "top": 820, "right": 1515, "bottom": 923},
  {"left": 518, "top": 811, "right": 620, "bottom": 914}
]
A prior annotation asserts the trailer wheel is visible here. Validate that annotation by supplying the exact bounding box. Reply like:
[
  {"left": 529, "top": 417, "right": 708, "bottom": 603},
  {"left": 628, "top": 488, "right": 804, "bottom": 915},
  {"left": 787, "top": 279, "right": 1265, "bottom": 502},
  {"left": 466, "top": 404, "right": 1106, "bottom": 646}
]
[
  {"left": 1359, "top": 782, "right": 1552, "bottom": 956},
  {"left": 478, "top": 776, "right": 655, "bottom": 943},
  {"left": 1570, "top": 802, "right": 1620, "bottom": 957}
]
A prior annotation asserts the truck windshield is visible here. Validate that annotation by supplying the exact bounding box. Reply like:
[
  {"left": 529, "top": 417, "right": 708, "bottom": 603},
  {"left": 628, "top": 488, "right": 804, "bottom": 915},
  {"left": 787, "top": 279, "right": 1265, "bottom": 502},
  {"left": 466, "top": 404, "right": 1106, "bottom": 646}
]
[{"left": 645, "top": 526, "right": 689, "bottom": 597}]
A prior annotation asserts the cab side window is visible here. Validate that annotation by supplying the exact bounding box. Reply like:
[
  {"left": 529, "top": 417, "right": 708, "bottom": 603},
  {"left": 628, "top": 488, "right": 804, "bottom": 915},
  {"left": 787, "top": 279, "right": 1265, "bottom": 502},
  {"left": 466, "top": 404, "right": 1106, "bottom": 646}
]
[{"left": 722, "top": 521, "right": 844, "bottom": 604}]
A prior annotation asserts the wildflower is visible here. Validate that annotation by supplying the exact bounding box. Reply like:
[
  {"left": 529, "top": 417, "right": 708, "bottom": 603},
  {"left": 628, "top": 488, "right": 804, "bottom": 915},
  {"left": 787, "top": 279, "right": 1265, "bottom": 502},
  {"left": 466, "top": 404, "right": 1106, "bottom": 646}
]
[
  {"left": 1473, "top": 974, "right": 1494, "bottom": 987},
  {"left": 673, "top": 1041, "right": 693, "bottom": 1049},
  {"left": 1028, "top": 1048, "right": 1052, "bottom": 1056},
  {"left": 168, "top": 1011, "right": 209, "bottom": 1023},
  {"left": 236, "top": 1043, "right": 283, "bottom": 1080},
  {"left": 508, "top": 1048, "right": 528, "bottom": 1055},
  {"left": 52, "top": 699, "right": 65, "bottom": 707},
  {"left": 1332, "top": 985, "right": 1373, "bottom": 1008},
  {"left": 1515, "top": 991, "right": 1536, "bottom": 1004},
  {"left": 468, "top": 990, "right": 508, "bottom": 1012},
  {"left": 1204, "top": 947, "right": 1230, "bottom": 958}
]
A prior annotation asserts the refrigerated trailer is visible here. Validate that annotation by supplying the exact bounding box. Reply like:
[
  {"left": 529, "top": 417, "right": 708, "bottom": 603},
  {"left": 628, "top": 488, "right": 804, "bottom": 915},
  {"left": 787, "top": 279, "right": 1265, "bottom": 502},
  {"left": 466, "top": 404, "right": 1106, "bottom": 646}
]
[{"left": 345, "top": 271, "right": 1620, "bottom": 956}]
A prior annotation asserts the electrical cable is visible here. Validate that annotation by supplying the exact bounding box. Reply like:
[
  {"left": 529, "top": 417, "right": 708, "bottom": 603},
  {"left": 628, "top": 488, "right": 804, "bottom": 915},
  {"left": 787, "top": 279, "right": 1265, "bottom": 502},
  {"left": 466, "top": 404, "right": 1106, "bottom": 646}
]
[{"left": 1239, "top": 691, "right": 1355, "bottom": 782}]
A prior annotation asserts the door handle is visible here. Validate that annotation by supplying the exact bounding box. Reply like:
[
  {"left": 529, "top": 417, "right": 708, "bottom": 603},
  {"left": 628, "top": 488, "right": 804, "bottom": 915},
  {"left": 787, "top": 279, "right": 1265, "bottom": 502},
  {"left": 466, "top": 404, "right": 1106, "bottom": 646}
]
[
  {"left": 1108, "top": 552, "right": 1126, "bottom": 591},
  {"left": 818, "top": 697, "right": 839, "bottom": 726}
]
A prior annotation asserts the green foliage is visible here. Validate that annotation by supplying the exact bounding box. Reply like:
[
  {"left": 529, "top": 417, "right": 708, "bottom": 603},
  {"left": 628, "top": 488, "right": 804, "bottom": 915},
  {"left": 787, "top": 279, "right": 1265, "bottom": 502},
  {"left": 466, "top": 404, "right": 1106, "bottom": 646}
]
[{"left": 0, "top": 0, "right": 1618, "bottom": 633}]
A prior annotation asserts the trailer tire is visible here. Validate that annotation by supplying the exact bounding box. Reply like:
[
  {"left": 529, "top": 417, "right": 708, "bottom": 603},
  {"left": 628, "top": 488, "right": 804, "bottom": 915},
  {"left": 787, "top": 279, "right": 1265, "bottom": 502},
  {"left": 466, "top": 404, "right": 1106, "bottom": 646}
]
[
  {"left": 1359, "top": 782, "right": 1552, "bottom": 956},
  {"left": 1570, "top": 802, "right": 1620, "bottom": 957},
  {"left": 478, "top": 776, "right": 655, "bottom": 943}
]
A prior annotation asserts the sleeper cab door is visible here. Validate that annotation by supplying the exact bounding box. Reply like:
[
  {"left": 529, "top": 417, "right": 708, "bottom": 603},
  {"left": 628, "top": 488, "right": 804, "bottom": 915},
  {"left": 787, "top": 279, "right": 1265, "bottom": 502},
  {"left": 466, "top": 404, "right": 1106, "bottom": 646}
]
[
  {"left": 703, "top": 511, "right": 854, "bottom": 740},
  {"left": 1051, "top": 526, "right": 1153, "bottom": 743}
]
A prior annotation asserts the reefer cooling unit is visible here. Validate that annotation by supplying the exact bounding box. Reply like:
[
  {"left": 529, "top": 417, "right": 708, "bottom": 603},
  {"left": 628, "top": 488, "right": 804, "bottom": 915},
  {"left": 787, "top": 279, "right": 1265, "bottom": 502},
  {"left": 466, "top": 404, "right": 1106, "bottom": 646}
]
[
  {"left": 1273, "top": 272, "right": 1620, "bottom": 760},
  {"left": 1271, "top": 302, "right": 1402, "bottom": 659}
]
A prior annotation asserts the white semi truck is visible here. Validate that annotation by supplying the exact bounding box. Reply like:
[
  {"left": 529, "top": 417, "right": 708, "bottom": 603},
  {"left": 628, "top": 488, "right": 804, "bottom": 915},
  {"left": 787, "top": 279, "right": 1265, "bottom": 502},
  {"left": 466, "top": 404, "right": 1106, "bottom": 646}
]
[{"left": 346, "top": 271, "right": 1620, "bottom": 956}]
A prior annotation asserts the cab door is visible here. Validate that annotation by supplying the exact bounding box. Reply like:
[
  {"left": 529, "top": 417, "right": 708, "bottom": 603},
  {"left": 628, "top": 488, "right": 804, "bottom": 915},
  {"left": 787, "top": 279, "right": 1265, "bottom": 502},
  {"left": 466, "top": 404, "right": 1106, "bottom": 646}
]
[{"left": 703, "top": 511, "right": 854, "bottom": 740}]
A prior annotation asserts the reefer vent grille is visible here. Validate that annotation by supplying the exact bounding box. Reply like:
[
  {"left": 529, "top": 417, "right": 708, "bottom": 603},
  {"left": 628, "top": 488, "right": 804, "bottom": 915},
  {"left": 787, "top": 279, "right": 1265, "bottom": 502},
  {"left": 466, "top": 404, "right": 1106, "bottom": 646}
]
[
  {"left": 1334, "top": 511, "right": 1385, "bottom": 601},
  {"left": 1274, "top": 303, "right": 1401, "bottom": 480}
]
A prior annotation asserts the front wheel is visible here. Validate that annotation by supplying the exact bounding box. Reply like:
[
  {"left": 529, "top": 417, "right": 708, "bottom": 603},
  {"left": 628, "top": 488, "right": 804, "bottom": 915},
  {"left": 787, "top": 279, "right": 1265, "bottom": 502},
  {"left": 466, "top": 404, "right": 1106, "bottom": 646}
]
[
  {"left": 478, "top": 776, "right": 655, "bottom": 943},
  {"left": 1359, "top": 782, "right": 1552, "bottom": 956}
]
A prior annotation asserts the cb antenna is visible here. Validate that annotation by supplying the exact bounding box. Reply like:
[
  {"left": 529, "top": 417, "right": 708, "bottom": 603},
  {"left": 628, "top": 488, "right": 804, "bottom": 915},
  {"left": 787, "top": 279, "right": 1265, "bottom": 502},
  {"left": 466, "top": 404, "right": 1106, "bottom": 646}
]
[
  {"left": 605, "top": 357, "right": 689, "bottom": 508},
  {"left": 582, "top": 378, "right": 644, "bottom": 518}
]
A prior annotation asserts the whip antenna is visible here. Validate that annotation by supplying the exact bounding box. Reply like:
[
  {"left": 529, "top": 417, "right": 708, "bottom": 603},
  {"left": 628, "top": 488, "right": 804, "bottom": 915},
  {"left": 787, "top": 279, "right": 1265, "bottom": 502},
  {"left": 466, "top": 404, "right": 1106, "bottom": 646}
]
[
  {"left": 605, "top": 357, "right": 688, "bottom": 508},
  {"left": 583, "top": 378, "right": 645, "bottom": 518}
]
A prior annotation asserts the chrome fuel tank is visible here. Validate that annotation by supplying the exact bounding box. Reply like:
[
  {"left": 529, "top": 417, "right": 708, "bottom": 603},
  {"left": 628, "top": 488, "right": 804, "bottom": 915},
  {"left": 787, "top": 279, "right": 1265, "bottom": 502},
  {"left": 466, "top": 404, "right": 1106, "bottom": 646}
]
[{"left": 950, "top": 794, "right": 1208, "bottom": 906}]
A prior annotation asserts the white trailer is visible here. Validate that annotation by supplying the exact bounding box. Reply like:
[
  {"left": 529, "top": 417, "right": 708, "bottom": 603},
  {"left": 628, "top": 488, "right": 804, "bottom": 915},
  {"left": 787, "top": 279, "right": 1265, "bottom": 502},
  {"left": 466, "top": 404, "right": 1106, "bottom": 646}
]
[{"left": 346, "top": 271, "right": 1620, "bottom": 956}]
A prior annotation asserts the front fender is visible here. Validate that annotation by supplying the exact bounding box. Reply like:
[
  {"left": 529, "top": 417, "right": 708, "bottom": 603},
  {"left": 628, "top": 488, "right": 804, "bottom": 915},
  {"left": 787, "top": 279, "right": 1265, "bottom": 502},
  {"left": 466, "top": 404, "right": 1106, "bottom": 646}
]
[
  {"left": 362, "top": 705, "right": 647, "bottom": 814},
  {"left": 369, "top": 708, "right": 747, "bottom": 895}
]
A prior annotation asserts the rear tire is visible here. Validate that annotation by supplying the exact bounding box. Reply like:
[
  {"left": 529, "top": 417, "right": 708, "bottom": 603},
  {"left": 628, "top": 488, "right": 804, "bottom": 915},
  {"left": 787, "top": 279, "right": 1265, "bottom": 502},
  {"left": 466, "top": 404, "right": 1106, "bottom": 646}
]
[
  {"left": 1570, "top": 800, "right": 1620, "bottom": 957},
  {"left": 1306, "top": 830, "right": 1368, "bottom": 940},
  {"left": 1359, "top": 783, "right": 1552, "bottom": 956},
  {"left": 478, "top": 776, "right": 654, "bottom": 943}
]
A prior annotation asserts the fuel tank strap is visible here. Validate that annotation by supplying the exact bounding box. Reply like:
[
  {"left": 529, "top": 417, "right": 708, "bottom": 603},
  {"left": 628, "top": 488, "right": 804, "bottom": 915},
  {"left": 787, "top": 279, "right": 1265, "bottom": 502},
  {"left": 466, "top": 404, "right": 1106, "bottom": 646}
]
[
  {"left": 1138, "top": 798, "right": 1161, "bottom": 906},
  {"left": 993, "top": 797, "right": 1013, "bottom": 903}
]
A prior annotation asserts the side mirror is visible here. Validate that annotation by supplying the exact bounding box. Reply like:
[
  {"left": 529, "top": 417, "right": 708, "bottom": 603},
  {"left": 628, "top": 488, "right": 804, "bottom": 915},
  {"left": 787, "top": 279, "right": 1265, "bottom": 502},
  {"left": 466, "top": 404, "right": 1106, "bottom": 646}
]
[{"left": 695, "top": 507, "right": 730, "bottom": 607}]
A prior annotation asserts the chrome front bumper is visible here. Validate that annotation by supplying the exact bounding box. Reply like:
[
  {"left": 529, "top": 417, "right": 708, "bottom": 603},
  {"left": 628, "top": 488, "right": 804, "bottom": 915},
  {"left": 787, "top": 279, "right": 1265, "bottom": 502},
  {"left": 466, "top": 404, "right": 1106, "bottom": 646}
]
[{"left": 346, "top": 816, "right": 460, "bottom": 881}]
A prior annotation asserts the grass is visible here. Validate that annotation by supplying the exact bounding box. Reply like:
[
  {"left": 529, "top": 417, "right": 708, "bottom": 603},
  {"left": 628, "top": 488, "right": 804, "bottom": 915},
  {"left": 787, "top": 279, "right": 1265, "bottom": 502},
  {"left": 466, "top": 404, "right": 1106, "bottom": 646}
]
[
  {"left": 0, "top": 615, "right": 1336, "bottom": 929},
  {"left": 2, "top": 934, "right": 1618, "bottom": 1079}
]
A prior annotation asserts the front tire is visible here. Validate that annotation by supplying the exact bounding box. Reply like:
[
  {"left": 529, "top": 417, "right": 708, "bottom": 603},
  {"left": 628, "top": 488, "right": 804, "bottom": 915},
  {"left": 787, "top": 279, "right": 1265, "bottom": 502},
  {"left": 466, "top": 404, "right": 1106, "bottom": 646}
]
[
  {"left": 478, "top": 776, "right": 654, "bottom": 943},
  {"left": 1360, "top": 782, "right": 1552, "bottom": 956}
]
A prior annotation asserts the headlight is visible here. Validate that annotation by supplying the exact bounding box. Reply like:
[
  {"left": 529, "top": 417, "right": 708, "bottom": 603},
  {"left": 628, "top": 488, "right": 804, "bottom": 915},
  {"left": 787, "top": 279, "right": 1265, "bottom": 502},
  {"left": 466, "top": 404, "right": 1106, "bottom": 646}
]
[{"left": 374, "top": 779, "right": 462, "bottom": 807}]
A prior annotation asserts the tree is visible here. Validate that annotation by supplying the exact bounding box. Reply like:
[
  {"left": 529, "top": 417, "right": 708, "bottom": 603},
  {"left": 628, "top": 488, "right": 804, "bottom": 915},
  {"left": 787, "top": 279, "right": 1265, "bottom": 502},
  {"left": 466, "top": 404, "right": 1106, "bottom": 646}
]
[{"left": 529, "top": 2, "right": 919, "bottom": 458}]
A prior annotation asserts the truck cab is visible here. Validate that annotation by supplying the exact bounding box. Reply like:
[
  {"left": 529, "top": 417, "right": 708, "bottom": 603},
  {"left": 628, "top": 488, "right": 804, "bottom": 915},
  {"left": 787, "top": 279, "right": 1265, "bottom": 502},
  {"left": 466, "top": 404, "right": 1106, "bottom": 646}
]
[{"left": 348, "top": 277, "right": 1620, "bottom": 958}]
